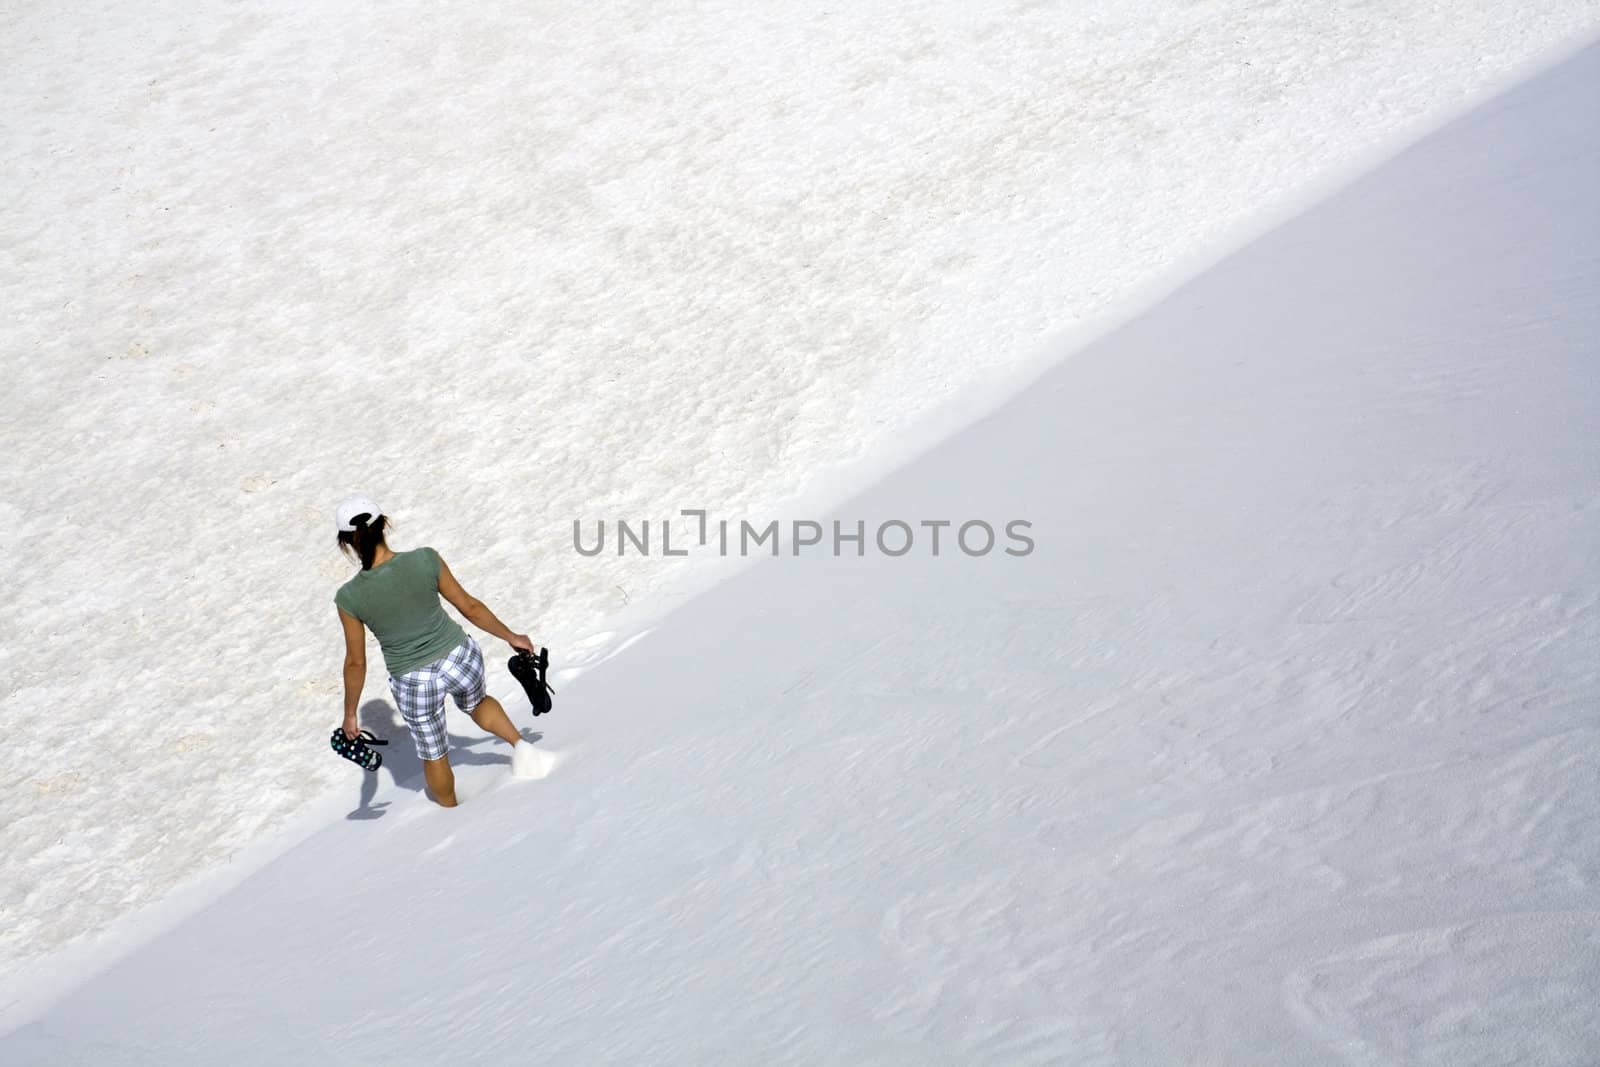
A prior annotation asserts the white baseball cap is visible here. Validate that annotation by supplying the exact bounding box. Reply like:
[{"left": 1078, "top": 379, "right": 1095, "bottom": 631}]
[{"left": 334, "top": 494, "right": 385, "bottom": 533}]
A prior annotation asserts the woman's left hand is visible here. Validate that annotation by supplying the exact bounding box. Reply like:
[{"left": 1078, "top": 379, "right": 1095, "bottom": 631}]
[{"left": 342, "top": 711, "right": 360, "bottom": 740}]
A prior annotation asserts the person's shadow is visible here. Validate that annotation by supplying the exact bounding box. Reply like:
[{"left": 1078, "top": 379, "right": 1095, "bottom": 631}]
[{"left": 346, "top": 698, "right": 542, "bottom": 820}]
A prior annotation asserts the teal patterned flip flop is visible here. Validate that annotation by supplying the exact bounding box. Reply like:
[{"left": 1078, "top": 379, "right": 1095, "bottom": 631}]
[{"left": 330, "top": 728, "right": 388, "bottom": 772}]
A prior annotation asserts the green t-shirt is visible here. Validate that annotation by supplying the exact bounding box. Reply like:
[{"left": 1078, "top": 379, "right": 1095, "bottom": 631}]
[{"left": 335, "top": 547, "right": 468, "bottom": 676}]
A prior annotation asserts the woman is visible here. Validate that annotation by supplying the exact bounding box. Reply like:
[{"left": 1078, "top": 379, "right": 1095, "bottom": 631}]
[{"left": 334, "top": 494, "right": 545, "bottom": 806}]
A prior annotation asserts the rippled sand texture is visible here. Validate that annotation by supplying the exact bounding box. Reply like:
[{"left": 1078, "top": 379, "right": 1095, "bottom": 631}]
[{"left": 3, "top": 0, "right": 1598, "bottom": 980}]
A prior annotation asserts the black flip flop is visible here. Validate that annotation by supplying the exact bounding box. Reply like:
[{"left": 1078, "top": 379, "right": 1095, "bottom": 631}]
[
  {"left": 330, "top": 727, "right": 388, "bottom": 772},
  {"left": 509, "top": 647, "right": 554, "bottom": 716}
]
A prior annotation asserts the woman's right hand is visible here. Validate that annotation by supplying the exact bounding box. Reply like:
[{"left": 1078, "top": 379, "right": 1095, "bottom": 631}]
[{"left": 508, "top": 633, "right": 535, "bottom": 654}]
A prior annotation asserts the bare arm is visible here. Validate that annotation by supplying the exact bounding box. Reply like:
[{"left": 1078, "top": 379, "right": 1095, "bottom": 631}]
[
  {"left": 437, "top": 557, "right": 534, "bottom": 652},
  {"left": 338, "top": 608, "right": 367, "bottom": 738}
]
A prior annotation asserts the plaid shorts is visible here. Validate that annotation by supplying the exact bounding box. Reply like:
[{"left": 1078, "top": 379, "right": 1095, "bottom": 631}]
[{"left": 388, "top": 636, "right": 487, "bottom": 761}]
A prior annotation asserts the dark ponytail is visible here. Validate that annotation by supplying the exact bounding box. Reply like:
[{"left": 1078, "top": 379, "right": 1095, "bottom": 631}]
[{"left": 336, "top": 513, "right": 389, "bottom": 570}]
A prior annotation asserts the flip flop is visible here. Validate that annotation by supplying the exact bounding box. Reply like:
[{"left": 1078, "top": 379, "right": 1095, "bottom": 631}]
[
  {"left": 509, "top": 647, "right": 554, "bottom": 716},
  {"left": 330, "top": 727, "right": 388, "bottom": 772}
]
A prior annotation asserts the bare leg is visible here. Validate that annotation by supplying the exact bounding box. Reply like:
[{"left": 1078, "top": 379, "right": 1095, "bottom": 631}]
[
  {"left": 470, "top": 695, "right": 522, "bottom": 746},
  {"left": 422, "top": 755, "right": 458, "bottom": 807}
]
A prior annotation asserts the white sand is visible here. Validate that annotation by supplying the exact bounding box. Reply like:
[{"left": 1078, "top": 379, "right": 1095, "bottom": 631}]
[
  {"left": 5, "top": 36, "right": 1597, "bottom": 1062},
  {"left": 2, "top": 0, "right": 1597, "bottom": 1031}
]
